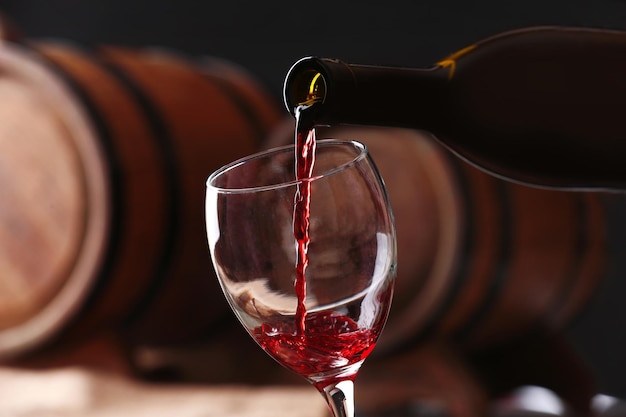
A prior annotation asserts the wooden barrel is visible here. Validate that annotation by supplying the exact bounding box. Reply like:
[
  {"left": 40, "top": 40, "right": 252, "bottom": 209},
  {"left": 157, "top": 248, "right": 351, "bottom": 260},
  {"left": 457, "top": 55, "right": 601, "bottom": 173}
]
[
  {"left": 266, "top": 124, "right": 608, "bottom": 353},
  {"left": 0, "top": 39, "right": 283, "bottom": 360}
]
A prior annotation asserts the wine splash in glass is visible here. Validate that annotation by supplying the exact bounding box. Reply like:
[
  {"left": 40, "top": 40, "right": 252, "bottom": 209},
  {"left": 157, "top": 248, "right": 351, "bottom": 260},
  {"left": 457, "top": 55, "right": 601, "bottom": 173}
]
[{"left": 205, "top": 102, "right": 396, "bottom": 417}]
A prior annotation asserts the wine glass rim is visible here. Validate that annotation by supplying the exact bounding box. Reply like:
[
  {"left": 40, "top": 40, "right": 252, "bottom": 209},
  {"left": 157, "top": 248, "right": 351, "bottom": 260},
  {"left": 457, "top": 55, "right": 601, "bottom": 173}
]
[{"left": 206, "top": 139, "right": 368, "bottom": 194}]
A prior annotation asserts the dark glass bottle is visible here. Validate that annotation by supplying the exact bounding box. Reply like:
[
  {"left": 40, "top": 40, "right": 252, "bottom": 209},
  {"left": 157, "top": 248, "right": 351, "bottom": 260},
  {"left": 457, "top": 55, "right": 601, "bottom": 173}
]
[{"left": 283, "top": 26, "right": 626, "bottom": 190}]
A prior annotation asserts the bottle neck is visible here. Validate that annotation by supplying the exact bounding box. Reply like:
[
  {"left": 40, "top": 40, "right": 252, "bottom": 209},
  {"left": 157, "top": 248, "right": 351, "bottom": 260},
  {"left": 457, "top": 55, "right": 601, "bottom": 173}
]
[{"left": 283, "top": 57, "right": 448, "bottom": 130}]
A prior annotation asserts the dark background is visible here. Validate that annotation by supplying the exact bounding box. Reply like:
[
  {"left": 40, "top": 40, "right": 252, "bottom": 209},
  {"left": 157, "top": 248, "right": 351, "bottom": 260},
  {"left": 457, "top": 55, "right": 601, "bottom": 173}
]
[
  {"left": 3, "top": 0, "right": 626, "bottom": 103},
  {"left": 1, "top": 0, "right": 625, "bottom": 399}
]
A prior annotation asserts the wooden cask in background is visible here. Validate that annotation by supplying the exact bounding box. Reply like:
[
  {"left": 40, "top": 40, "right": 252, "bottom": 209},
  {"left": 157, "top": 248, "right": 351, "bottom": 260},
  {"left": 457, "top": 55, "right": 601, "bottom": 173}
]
[
  {"left": 0, "top": 38, "right": 283, "bottom": 360},
  {"left": 267, "top": 124, "right": 609, "bottom": 354}
]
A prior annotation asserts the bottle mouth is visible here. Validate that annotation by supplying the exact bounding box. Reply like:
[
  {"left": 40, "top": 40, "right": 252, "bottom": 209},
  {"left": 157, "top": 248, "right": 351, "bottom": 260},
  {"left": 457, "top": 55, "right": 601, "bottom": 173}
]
[{"left": 283, "top": 57, "right": 327, "bottom": 113}]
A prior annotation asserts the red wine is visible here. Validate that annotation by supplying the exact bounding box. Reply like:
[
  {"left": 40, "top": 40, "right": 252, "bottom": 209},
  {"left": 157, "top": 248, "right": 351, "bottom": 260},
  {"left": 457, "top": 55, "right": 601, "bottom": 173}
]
[
  {"left": 293, "top": 103, "right": 317, "bottom": 335},
  {"left": 254, "top": 310, "right": 379, "bottom": 389},
  {"left": 283, "top": 26, "right": 626, "bottom": 190}
]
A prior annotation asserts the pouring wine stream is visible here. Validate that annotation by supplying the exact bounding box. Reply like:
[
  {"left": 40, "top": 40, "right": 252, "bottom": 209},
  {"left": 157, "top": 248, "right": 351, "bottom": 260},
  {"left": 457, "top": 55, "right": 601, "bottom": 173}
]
[
  {"left": 293, "top": 81, "right": 355, "bottom": 417},
  {"left": 293, "top": 101, "right": 317, "bottom": 336}
]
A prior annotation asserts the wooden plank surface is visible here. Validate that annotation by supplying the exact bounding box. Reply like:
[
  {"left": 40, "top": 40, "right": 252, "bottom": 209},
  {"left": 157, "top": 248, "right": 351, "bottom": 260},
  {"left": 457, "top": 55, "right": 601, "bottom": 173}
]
[{"left": 0, "top": 366, "right": 329, "bottom": 417}]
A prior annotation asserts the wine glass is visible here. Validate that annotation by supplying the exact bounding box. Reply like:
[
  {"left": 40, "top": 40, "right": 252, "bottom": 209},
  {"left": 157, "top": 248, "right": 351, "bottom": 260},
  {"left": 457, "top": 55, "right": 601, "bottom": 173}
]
[{"left": 205, "top": 139, "right": 397, "bottom": 417}]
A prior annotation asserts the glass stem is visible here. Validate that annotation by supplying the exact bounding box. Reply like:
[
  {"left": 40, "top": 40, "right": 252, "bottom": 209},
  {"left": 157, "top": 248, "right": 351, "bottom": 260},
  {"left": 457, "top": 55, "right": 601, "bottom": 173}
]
[{"left": 320, "top": 380, "right": 355, "bottom": 417}]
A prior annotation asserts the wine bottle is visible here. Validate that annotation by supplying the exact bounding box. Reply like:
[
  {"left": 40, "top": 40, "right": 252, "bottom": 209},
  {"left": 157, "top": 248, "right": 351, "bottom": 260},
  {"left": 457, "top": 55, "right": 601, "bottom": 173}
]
[{"left": 283, "top": 26, "right": 626, "bottom": 190}]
